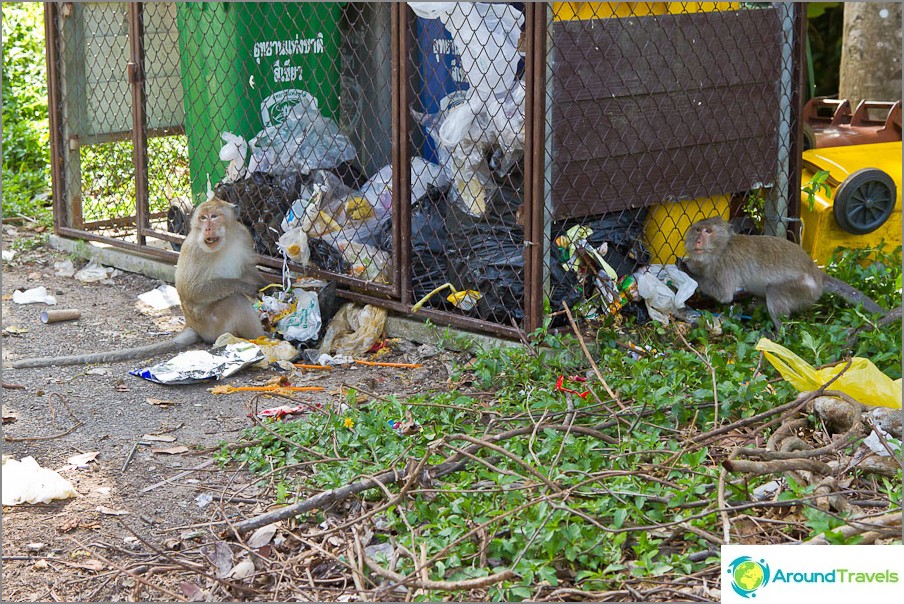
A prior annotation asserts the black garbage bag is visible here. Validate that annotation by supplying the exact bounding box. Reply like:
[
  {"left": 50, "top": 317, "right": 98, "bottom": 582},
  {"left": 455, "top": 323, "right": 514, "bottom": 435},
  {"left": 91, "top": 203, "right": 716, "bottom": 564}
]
[
  {"left": 374, "top": 184, "right": 452, "bottom": 307},
  {"left": 214, "top": 172, "right": 304, "bottom": 257},
  {"left": 446, "top": 183, "right": 525, "bottom": 323},
  {"left": 551, "top": 209, "right": 651, "bottom": 278}
]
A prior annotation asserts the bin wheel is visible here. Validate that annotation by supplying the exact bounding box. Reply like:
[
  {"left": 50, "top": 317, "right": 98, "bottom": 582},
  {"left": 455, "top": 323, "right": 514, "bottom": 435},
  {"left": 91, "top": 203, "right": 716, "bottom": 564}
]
[
  {"left": 167, "top": 198, "right": 195, "bottom": 251},
  {"left": 833, "top": 168, "right": 896, "bottom": 235}
]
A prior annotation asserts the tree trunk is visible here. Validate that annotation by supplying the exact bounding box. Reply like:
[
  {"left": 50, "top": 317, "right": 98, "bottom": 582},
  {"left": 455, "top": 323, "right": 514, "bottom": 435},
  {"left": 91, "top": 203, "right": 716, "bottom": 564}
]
[{"left": 838, "top": 2, "right": 902, "bottom": 104}]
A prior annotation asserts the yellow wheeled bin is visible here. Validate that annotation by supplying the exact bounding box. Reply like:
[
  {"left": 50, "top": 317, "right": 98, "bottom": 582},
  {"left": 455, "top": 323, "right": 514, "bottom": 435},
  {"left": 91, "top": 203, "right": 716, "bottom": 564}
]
[{"left": 800, "top": 141, "right": 902, "bottom": 265}]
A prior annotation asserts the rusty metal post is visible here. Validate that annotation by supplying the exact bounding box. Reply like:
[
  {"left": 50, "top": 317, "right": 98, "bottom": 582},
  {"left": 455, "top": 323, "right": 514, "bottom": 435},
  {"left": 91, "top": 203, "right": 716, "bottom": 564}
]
[
  {"left": 523, "top": 4, "right": 548, "bottom": 335},
  {"left": 128, "top": 3, "right": 149, "bottom": 246},
  {"left": 44, "top": 3, "right": 65, "bottom": 233},
  {"left": 397, "top": 4, "right": 412, "bottom": 305},
  {"left": 787, "top": 3, "right": 807, "bottom": 242}
]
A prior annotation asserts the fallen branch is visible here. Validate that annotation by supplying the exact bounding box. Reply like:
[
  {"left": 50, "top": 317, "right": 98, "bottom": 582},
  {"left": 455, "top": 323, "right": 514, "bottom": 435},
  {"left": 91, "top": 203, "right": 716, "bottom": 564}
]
[
  {"left": 363, "top": 552, "right": 516, "bottom": 592},
  {"left": 229, "top": 423, "right": 615, "bottom": 536},
  {"left": 722, "top": 458, "right": 833, "bottom": 476},
  {"left": 804, "top": 510, "right": 902, "bottom": 545}
]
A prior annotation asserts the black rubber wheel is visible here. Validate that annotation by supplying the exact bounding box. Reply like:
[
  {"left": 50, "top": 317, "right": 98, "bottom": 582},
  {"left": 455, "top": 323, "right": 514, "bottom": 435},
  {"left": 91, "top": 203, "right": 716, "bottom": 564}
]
[
  {"left": 166, "top": 199, "right": 194, "bottom": 251},
  {"left": 832, "top": 168, "right": 896, "bottom": 235}
]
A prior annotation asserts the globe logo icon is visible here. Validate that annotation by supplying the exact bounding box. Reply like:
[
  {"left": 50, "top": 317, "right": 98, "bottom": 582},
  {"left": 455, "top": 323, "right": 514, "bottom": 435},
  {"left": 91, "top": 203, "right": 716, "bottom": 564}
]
[{"left": 727, "top": 556, "right": 770, "bottom": 598}]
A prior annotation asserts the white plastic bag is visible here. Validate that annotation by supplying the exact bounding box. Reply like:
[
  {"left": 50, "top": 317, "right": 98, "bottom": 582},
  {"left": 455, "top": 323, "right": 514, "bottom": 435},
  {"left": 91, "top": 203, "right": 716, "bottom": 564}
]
[
  {"left": 1, "top": 456, "right": 77, "bottom": 505},
  {"left": 219, "top": 131, "right": 248, "bottom": 182},
  {"left": 277, "top": 289, "right": 321, "bottom": 342},
  {"left": 12, "top": 286, "right": 57, "bottom": 306},
  {"left": 277, "top": 226, "right": 311, "bottom": 267},
  {"left": 360, "top": 158, "right": 450, "bottom": 219},
  {"left": 634, "top": 264, "right": 698, "bottom": 325}
]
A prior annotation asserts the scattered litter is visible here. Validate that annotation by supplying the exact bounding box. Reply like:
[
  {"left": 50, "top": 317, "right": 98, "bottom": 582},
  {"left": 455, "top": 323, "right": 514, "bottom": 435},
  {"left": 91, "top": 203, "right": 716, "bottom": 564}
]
[
  {"left": 1, "top": 249, "right": 15, "bottom": 262},
  {"left": 215, "top": 334, "right": 299, "bottom": 367},
  {"left": 254, "top": 404, "right": 316, "bottom": 419},
  {"left": 863, "top": 427, "right": 901, "bottom": 457},
  {"left": 12, "top": 286, "right": 57, "bottom": 306},
  {"left": 96, "top": 506, "right": 129, "bottom": 516},
  {"left": 555, "top": 375, "right": 590, "bottom": 399},
  {"left": 74, "top": 259, "right": 120, "bottom": 284},
  {"left": 318, "top": 303, "right": 387, "bottom": 357},
  {"left": 2, "top": 456, "right": 77, "bottom": 505},
  {"left": 389, "top": 417, "right": 422, "bottom": 436},
  {"left": 2, "top": 325, "right": 28, "bottom": 335},
  {"left": 130, "top": 341, "right": 265, "bottom": 385},
  {"left": 293, "top": 363, "right": 332, "bottom": 371},
  {"left": 53, "top": 258, "right": 76, "bottom": 277},
  {"left": 354, "top": 359, "right": 422, "bottom": 369},
  {"left": 752, "top": 480, "right": 782, "bottom": 501},
  {"left": 137, "top": 284, "right": 181, "bottom": 310},
  {"left": 41, "top": 308, "right": 80, "bottom": 324},
  {"left": 209, "top": 383, "right": 324, "bottom": 395},
  {"left": 312, "top": 353, "right": 354, "bottom": 366},
  {"left": 633, "top": 264, "right": 697, "bottom": 325},
  {"left": 757, "top": 338, "right": 902, "bottom": 409},
  {"left": 25, "top": 543, "right": 46, "bottom": 552},
  {"left": 195, "top": 493, "right": 214, "bottom": 509}
]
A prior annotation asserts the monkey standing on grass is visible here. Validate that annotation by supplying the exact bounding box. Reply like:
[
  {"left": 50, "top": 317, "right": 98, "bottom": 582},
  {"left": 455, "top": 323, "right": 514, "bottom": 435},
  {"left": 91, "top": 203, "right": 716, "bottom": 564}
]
[
  {"left": 10, "top": 199, "right": 266, "bottom": 369},
  {"left": 679, "top": 216, "right": 884, "bottom": 330}
]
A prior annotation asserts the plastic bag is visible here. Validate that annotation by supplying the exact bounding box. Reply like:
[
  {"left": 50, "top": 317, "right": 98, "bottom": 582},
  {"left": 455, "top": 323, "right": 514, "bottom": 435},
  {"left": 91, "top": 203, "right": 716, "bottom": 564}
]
[
  {"left": 408, "top": 2, "right": 523, "bottom": 98},
  {"left": 633, "top": 264, "right": 698, "bottom": 325},
  {"left": 276, "top": 289, "right": 322, "bottom": 343},
  {"left": 277, "top": 227, "right": 311, "bottom": 267},
  {"left": 360, "top": 158, "right": 450, "bottom": 221},
  {"left": 318, "top": 303, "right": 387, "bottom": 357},
  {"left": 1, "top": 456, "right": 77, "bottom": 505},
  {"left": 756, "top": 338, "right": 902, "bottom": 409},
  {"left": 12, "top": 286, "right": 57, "bottom": 306},
  {"left": 214, "top": 333, "right": 299, "bottom": 367},
  {"left": 247, "top": 94, "right": 357, "bottom": 175},
  {"left": 219, "top": 131, "right": 248, "bottom": 182}
]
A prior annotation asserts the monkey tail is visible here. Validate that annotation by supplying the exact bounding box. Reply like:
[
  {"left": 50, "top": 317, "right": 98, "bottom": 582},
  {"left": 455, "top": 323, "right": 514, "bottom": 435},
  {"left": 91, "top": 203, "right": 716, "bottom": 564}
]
[
  {"left": 9, "top": 328, "right": 202, "bottom": 369},
  {"left": 822, "top": 275, "right": 885, "bottom": 315}
]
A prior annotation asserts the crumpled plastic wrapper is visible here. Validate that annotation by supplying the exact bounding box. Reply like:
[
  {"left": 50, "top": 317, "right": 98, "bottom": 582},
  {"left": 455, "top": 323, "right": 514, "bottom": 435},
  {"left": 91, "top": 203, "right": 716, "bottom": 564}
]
[
  {"left": 130, "top": 342, "right": 264, "bottom": 385},
  {"left": 12, "top": 286, "right": 57, "bottom": 305},
  {"left": 1, "top": 456, "right": 77, "bottom": 505}
]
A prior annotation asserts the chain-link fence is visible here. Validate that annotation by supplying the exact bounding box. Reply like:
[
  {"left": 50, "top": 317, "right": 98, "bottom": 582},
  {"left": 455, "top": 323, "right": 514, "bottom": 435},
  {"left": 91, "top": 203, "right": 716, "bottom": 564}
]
[{"left": 46, "top": 2, "right": 803, "bottom": 337}]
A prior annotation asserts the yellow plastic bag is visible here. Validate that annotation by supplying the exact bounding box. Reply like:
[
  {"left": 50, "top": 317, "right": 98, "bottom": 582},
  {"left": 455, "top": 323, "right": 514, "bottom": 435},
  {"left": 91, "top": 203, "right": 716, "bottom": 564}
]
[{"left": 756, "top": 338, "right": 901, "bottom": 409}]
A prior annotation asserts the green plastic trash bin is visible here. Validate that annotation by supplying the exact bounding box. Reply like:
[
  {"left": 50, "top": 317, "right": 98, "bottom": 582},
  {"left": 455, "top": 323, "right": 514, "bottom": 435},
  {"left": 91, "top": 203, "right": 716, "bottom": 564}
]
[{"left": 177, "top": 2, "right": 341, "bottom": 204}]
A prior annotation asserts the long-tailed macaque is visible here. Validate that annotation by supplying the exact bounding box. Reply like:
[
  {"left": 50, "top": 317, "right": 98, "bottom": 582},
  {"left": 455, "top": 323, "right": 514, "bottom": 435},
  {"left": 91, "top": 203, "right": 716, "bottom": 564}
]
[
  {"left": 680, "top": 216, "right": 884, "bottom": 330},
  {"left": 10, "top": 199, "right": 265, "bottom": 369}
]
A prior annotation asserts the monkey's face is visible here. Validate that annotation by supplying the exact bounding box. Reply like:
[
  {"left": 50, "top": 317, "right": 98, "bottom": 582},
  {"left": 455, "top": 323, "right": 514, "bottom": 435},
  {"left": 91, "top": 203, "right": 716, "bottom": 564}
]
[
  {"left": 192, "top": 202, "right": 233, "bottom": 253},
  {"left": 686, "top": 218, "right": 729, "bottom": 257}
]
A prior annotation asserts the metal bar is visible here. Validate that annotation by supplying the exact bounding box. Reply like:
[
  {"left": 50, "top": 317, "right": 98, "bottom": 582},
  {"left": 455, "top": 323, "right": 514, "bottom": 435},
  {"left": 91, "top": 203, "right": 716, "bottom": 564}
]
[
  {"left": 66, "top": 126, "right": 186, "bottom": 148},
  {"left": 787, "top": 3, "right": 806, "bottom": 242},
  {"left": 44, "top": 2, "right": 65, "bottom": 234},
  {"left": 525, "top": 4, "right": 548, "bottom": 335},
  {"left": 522, "top": 3, "right": 536, "bottom": 336},
  {"left": 128, "top": 3, "right": 149, "bottom": 247},
  {"left": 390, "top": 3, "right": 403, "bottom": 300},
  {"left": 397, "top": 4, "right": 412, "bottom": 306},
  {"left": 57, "top": 226, "right": 179, "bottom": 262},
  {"left": 82, "top": 210, "right": 167, "bottom": 230},
  {"left": 337, "top": 289, "right": 522, "bottom": 340}
]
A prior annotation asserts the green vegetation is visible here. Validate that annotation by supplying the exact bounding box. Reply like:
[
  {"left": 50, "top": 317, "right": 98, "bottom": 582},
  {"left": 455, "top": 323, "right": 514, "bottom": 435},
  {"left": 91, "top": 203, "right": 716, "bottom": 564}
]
[
  {"left": 2, "top": 2, "right": 52, "bottom": 224},
  {"left": 221, "top": 246, "right": 901, "bottom": 599}
]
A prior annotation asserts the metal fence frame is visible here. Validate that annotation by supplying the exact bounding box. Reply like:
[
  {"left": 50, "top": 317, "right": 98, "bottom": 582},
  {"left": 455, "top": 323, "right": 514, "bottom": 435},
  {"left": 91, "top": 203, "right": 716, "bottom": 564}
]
[{"left": 44, "top": 2, "right": 805, "bottom": 340}]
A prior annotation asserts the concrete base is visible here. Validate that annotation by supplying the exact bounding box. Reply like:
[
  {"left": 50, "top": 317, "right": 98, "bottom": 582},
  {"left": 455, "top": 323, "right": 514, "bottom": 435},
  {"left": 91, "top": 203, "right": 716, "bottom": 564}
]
[{"left": 47, "top": 235, "right": 517, "bottom": 351}]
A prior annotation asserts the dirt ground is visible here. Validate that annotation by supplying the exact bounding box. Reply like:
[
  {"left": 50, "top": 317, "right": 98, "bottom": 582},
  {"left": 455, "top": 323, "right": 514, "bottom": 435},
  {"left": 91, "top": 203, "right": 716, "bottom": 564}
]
[{"left": 1, "top": 224, "right": 459, "bottom": 602}]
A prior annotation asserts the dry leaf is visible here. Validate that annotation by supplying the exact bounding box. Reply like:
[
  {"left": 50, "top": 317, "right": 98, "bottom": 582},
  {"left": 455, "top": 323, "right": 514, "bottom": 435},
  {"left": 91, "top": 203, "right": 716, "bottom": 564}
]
[
  {"left": 201, "top": 541, "right": 233, "bottom": 579},
  {"left": 152, "top": 446, "right": 189, "bottom": 455},
  {"left": 146, "top": 397, "right": 176, "bottom": 407},
  {"left": 179, "top": 582, "right": 207, "bottom": 602},
  {"left": 227, "top": 558, "right": 255, "bottom": 581},
  {"left": 246, "top": 523, "right": 277, "bottom": 549},
  {"left": 114, "top": 381, "right": 129, "bottom": 392},
  {"left": 141, "top": 434, "right": 177, "bottom": 443},
  {"left": 2, "top": 405, "right": 17, "bottom": 424},
  {"left": 78, "top": 559, "right": 104, "bottom": 572},
  {"left": 66, "top": 451, "right": 99, "bottom": 467},
  {"left": 96, "top": 506, "right": 129, "bottom": 516}
]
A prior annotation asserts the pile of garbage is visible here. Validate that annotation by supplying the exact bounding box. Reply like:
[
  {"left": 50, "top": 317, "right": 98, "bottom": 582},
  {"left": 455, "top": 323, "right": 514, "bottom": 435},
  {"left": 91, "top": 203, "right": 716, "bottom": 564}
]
[{"left": 197, "top": 2, "right": 705, "bottom": 328}]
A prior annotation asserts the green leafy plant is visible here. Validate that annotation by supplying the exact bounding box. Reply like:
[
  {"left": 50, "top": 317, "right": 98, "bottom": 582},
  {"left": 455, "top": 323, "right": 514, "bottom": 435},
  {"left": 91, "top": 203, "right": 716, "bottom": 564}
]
[{"left": 801, "top": 169, "right": 832, "bottom": 212}]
